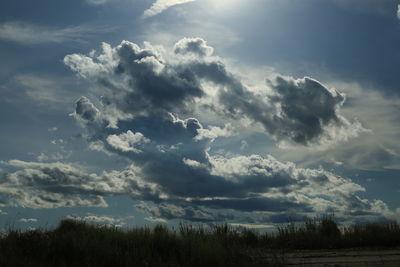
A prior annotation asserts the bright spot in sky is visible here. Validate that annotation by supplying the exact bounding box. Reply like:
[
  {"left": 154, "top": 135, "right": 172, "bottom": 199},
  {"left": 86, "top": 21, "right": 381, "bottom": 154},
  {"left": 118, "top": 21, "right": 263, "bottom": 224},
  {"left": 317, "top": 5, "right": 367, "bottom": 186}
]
[{"left": 206, "top": 0, "right": 244, "bottom": 12}]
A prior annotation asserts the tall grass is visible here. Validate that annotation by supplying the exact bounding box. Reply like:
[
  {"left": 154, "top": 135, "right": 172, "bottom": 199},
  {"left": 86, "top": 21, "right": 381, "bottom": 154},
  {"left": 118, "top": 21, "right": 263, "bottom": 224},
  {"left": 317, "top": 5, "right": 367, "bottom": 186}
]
[{"left": 0, "top": 216, "right": 399, "bottom": 266}]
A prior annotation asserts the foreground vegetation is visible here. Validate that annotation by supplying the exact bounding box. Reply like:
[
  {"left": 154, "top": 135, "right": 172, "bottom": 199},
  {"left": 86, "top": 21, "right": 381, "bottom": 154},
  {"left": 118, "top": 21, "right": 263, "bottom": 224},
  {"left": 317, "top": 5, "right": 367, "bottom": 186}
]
[{"left": 1, "top": 216, "right": 400, "bottom": 267}]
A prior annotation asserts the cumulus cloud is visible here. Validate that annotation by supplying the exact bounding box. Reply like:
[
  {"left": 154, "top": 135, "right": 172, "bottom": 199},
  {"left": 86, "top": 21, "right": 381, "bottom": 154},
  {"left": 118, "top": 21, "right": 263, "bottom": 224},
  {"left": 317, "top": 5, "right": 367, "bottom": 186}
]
[
  {"left": 50, "top": 37, "right": 393, "bottom": 223},
  {"left": 194, "top": 123, "right": 234, "bottom": 141},
  {"left": 276, "top": 80, "right": 400, "bottom": 170},
  {"left": 64, "top": 104, "right": 387, "bottom": 221},
  {"left": 143, "top": 0, "right": 196, "bottom": 18},
  {"left": 73, "top": 96, "right": 101, "bottom": 124},
  {"left": 174, "top": 37, "right": 214, "bottom": 57},
  {"left": 64, "top": 38, "right": 363, "bottom": 146},
  {"left": 107, "top": 131, "right": 150, "bottom": 153},
  {"left": 65, "top": 41, "right": 204, "bottom": 122},
  {"left": 265, "top": 76, "right": 367, "bottom": 146},
  {"left": 0, "top": 21, "right": 94, "bottom": 45}
]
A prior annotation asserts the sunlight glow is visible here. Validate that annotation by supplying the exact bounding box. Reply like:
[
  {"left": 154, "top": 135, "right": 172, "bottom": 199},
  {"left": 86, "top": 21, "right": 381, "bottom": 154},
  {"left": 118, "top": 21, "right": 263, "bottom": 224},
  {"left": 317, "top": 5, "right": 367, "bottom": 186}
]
[{"left": 206, "top": 0, "right": 244, "bottom": 12}]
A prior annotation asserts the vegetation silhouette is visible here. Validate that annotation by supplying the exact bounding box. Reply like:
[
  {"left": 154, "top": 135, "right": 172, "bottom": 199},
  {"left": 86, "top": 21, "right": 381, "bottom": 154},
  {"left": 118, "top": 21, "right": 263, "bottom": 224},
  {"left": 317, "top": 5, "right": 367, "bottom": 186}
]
[{"left": 1, "top": 215, "right": 400, "bottom": 266}]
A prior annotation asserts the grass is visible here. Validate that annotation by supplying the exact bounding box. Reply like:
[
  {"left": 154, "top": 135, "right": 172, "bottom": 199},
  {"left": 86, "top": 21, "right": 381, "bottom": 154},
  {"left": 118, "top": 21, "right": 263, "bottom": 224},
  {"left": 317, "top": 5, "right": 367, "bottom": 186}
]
[{"left": 0, "top": 216, "right": 399, "bottom": 266}]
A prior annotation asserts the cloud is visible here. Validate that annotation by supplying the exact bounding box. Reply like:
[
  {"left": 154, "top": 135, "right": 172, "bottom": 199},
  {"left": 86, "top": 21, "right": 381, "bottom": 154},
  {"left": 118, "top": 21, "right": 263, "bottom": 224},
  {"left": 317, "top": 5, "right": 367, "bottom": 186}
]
[
  {"left": 3, "top": 74, "right": 80, "bottom": 110},
  {"left": 66, "top": 215, "right": 124, "bottom": 226},
  {"left": 145, "top": 217, "right": 167, "bottom": 223},
  {"left": 19, "top": 218, "right": 37, "bottom": 223},
  {"left": 64, "top": 38, "right": 363, "bottom": 146},
  {"left": 276, "top": 80, "right": 400, "bottom": 170},
  {"left": 230, "top": 223, "right": 273, "bottom": 229},
  {"left": 0, "top": 108, "right": 385, "bottom": 221},
  {"left": 264, "top": 76, "right": 367, "bottom": 146},
  {"left": 48, "top": 127, "right": 58, "bottom": 133},
  {"left": 0, "top": 160, "right": 162, "bottom": 208},
  {"left": 0, "top": 21, "right": 95, "bottom": 45},
  {"left": 65, "top": 41, "right": 204, "bottom": 124},
  {"left": 86, "top": 0, "right": 108, "bottom": 5},
  {"left": 47, "top": 37, "right": 395, "bottom": 223},
  {"left": 137, "top": 202, "right": 231, "bottom": 223},
  {"left": 73, "top": 96, "right": 101, "bottom": 124},
  {"left": 397, "top": 4, "right": 400, "bottom": 19},
  {"left": 143, "top": 0, "right": 196, "bottom": 18},
  {"left": 194, "top": 123, "right": 234, "bottom": 141},
  {"left": 66, "top": 102, "right": 388, "bottom": 221},
  {"left": 107, "top": 130, "right": 150, "bottom": 153},
  {"left": 174, "top": 37, "right": 214, "bottom": 57}
]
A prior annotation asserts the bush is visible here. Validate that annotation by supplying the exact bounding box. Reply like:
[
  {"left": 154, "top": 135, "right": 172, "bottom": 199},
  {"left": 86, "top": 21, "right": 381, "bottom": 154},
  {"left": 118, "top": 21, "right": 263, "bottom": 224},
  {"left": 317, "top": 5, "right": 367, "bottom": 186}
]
[{"left": 1, "top": 217, "right": 399, "bottom": 266}]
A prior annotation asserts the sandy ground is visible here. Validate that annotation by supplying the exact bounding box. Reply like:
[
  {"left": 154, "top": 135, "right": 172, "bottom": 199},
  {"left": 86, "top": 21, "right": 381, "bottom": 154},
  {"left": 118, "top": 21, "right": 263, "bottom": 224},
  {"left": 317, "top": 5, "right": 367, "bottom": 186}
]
[{"left": 255, "top": 249, "right": 400, "bottom": 266}]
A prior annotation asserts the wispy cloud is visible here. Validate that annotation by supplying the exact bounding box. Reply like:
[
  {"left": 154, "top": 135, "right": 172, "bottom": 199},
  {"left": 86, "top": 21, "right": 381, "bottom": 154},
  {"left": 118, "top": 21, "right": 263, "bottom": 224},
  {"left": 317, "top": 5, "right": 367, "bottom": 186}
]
[
  {"left": 143, "top": 0, "right": 195, "bottom": 18},
  {"left": 19, "top": 218, "right": 38, "bottom": 223},
  {"left": 230, "top": 223, "right": 274, "bottom": 229},
  {"left": 86, "top": 0, "right": 108, "bottom": 5},
  {"left": 66, "top": 215, "right": 125, "bottom": 227},
  {"left": 0, "top": 21, "right": 95, "bottom": 45}
]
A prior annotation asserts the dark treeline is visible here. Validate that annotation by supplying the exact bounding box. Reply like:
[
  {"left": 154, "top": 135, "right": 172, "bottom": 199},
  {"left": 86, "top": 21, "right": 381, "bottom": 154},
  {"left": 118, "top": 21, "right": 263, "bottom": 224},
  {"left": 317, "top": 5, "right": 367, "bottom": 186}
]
[{"left": 1, "top": 216, "right": 400, "bottom": 267}]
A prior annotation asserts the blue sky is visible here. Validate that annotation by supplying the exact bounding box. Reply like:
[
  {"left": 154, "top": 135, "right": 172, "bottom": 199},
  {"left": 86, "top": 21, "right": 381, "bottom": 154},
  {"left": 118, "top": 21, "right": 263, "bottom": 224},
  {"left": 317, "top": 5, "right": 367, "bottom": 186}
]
[{"left": 1, "top": 0, "right": 400, "bottom": 230}]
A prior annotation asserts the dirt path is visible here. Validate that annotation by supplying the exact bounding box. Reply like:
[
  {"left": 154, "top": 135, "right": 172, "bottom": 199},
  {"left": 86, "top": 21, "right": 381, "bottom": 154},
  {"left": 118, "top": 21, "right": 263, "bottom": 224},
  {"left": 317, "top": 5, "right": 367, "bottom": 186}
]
[{"left": 279, "top": 249, "right": 400, "bottom": 266}]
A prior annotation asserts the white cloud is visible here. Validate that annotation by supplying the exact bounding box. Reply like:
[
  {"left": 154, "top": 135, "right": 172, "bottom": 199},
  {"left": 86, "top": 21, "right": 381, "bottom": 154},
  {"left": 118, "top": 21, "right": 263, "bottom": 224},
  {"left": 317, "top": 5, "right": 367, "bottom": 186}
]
[
  {"left": 86, "top": 0, "right": 108, "bottom": 5},
  {"left": 107, "top": 131, "right": 150, "bottom": 153},
  {"left": 194, "top": 124, "right": 234, "bottom": 141},
  {"left": 59, "top": 37, "right": 396, "bottom": 223},
  {"left": 397, "top": 4, "right": 400, "bottom": 19},
  {"left": 0, "top": 21, "right": 95, "bottom": 45},
  {"left": 182, "top": 158, "right": 203, "bottom": 168},
  {"left": 67, "top": 215, "right": 124, "bottom": 226},
  {"left": 230, "top": 223, "right": 273, "bottom": 229},
  {"left": 48, "top": 127, "right": 58, "bottom": 133},
  {"left": 143, "top": 0, "right": 196, "bottom": 18},
  {"left": 19, "top": 218, "right": 38, "bottom": 223},
  {"left": 145, "top": 217, "right": 167, "bottom": 223},
  {"left": 65, "top": 39, "right": 363, "bottom": 147}
]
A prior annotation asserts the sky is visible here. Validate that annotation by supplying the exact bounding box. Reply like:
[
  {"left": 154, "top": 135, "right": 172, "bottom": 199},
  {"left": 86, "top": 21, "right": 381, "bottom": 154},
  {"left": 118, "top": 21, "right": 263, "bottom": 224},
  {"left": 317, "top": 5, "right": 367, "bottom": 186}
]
[{"left": 1, "top": 0, "right": 400, "bottom": 230}]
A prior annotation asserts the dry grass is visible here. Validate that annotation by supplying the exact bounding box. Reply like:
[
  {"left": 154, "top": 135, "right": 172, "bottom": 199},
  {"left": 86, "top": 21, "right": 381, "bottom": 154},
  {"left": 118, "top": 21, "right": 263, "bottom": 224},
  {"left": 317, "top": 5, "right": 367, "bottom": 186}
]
[{"left": 0, "top": 216, "right": 399, "bottom": 266}]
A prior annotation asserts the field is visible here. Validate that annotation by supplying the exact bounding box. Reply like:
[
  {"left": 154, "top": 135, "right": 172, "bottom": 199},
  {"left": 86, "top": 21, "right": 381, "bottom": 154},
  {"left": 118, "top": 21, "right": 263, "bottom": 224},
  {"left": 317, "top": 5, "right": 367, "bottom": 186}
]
[{"left": 1, "top": 217, "right": 400, "bottom": 266}]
